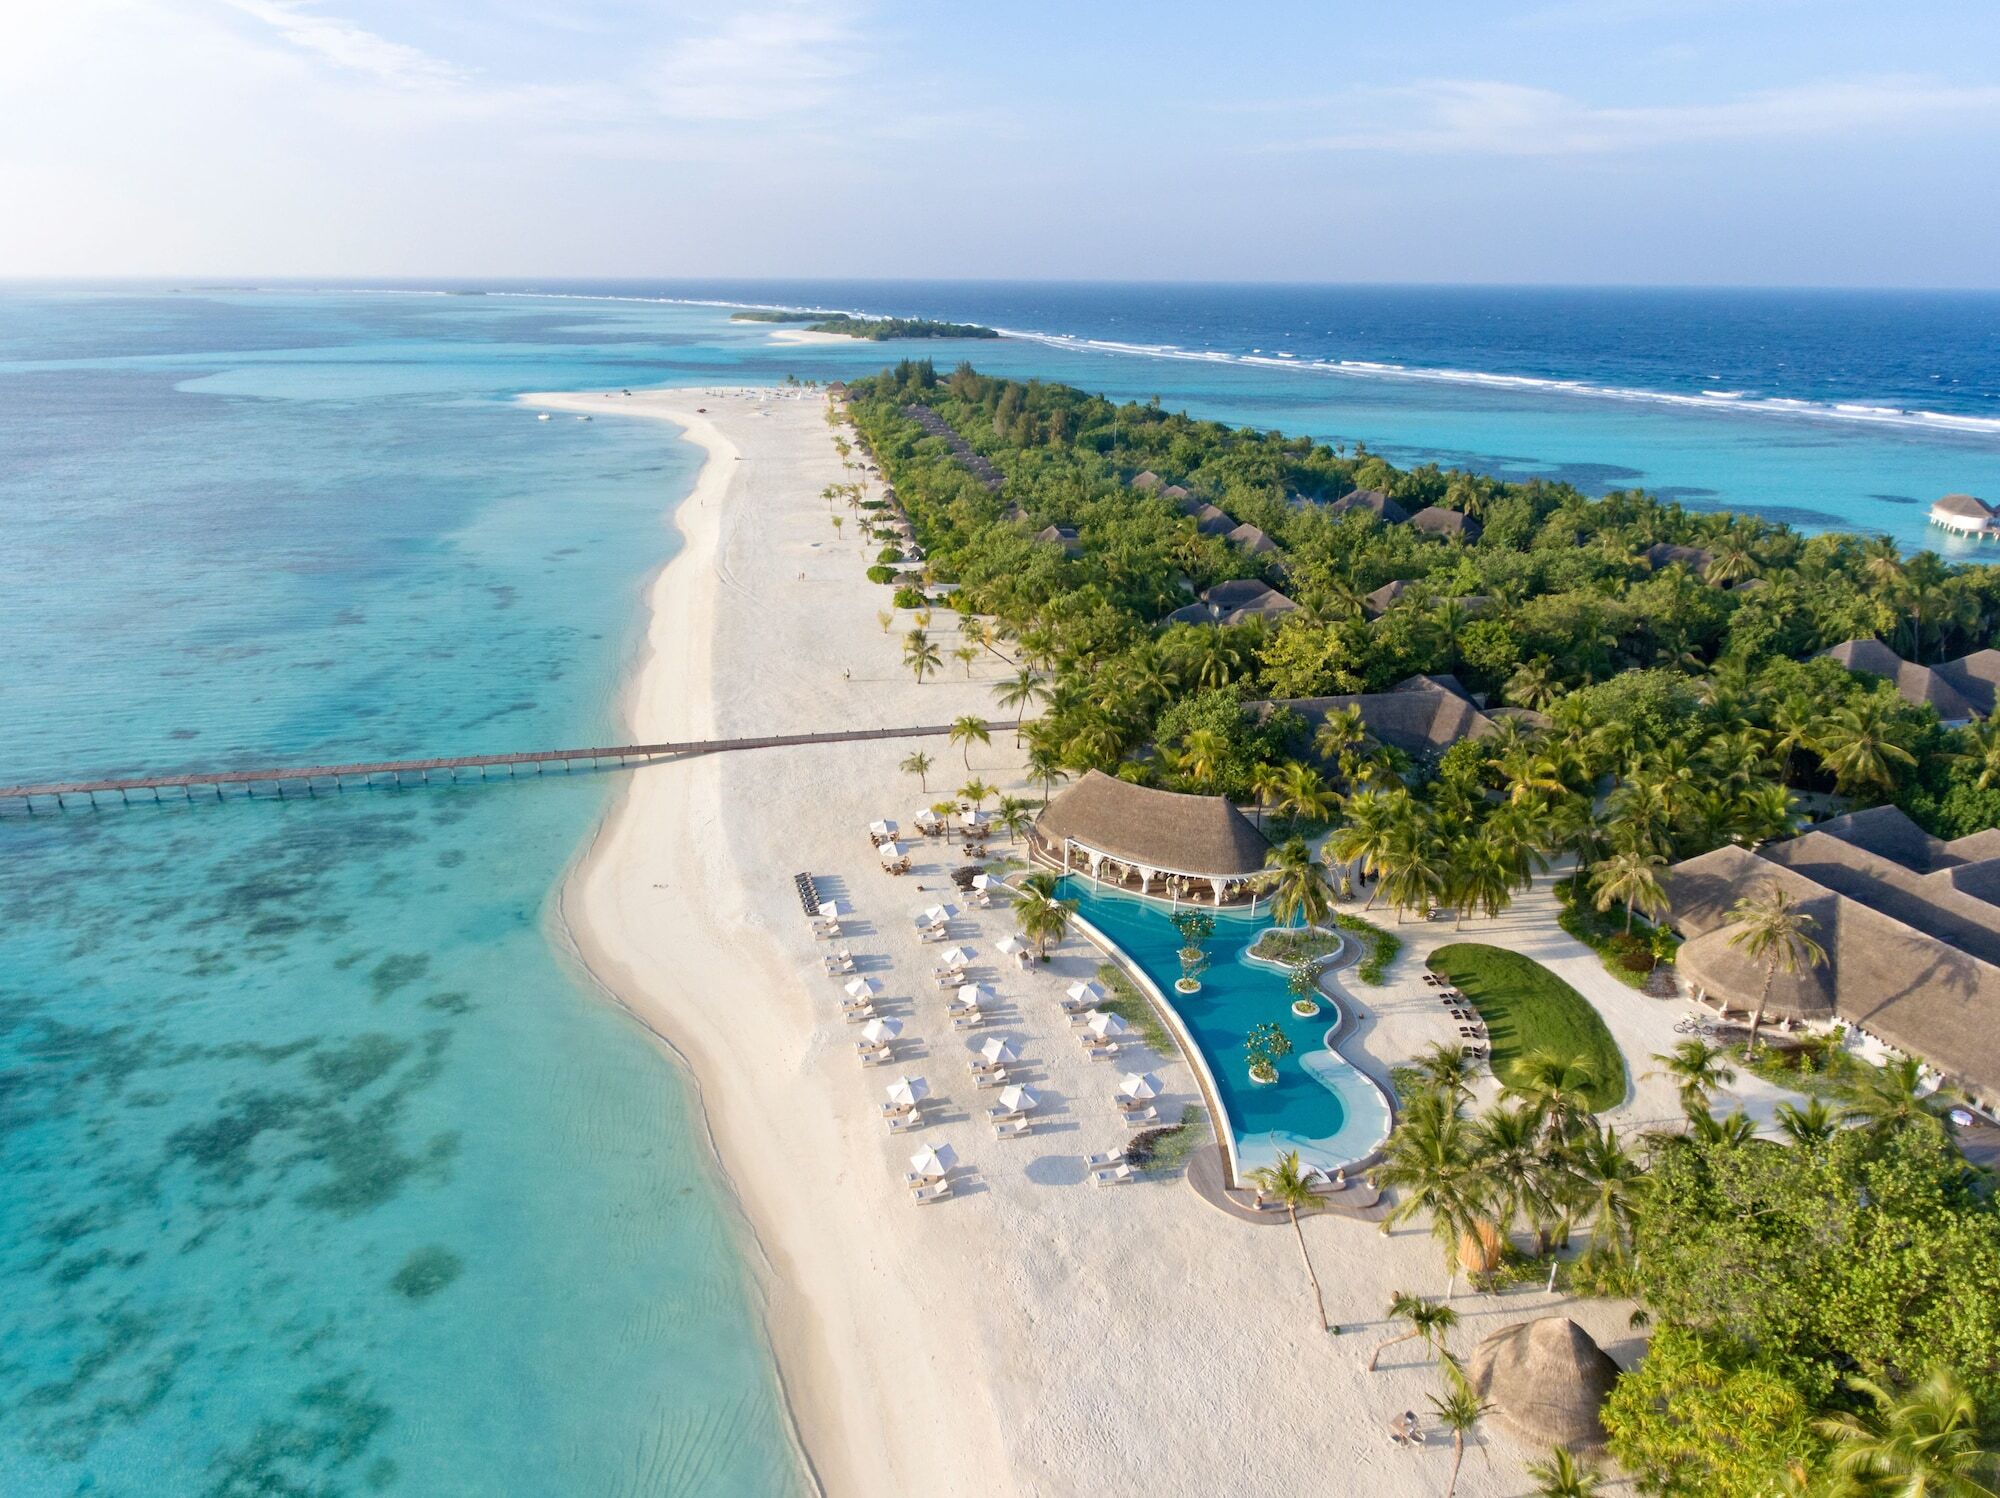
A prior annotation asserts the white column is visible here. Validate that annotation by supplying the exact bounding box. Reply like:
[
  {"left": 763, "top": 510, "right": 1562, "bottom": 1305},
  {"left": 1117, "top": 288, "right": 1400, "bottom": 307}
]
[{"left": 1210, "top": 876, "right": 1225, "bottom": 906}]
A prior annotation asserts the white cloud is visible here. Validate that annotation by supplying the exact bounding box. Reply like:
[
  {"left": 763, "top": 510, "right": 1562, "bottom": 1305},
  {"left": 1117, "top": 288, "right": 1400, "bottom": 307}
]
[
  {"left": 645, "top": 4, "right": 865, "bottom": 122},
  {"left": 215, "top": 0, "right": 466, "bottom": 88},
  {"left": 1287, "top": 75, "right": 2000, "bottom": 155}
]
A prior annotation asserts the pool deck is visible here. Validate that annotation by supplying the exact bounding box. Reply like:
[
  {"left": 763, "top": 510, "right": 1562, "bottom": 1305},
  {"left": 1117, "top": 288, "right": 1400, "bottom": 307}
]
[{"left": 1186, "top": 1146, "right": 1389, "bottom": 1226}]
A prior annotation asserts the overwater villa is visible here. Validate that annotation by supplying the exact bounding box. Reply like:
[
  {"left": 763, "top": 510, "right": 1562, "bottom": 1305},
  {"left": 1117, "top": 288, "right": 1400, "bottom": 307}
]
[
  {"left": 1029, "top": 770, "right": 1271, "bottom": 905},
  {"left": 1929, "top": 491, "right": 1996, "bottom": 538}
]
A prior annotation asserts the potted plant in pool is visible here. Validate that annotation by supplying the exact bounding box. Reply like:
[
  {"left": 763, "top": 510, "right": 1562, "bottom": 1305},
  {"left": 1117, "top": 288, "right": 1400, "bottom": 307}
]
[
  {"left": 1288, "top": 963, "right": 1321, "bottom": 1018},
  {"left": 1172, "top": 910, "right": 1215, "bottom": 994},
  {"left": 1246, "top": 1021, "right": 1292, "bottom": 1084}
]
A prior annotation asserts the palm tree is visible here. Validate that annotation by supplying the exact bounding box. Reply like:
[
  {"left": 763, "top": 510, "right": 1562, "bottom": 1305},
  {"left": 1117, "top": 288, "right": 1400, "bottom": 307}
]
[
  {"left": 1648, "top": 1039, "right": 1736, "bottom": 1117},
  {"left": 994, "top": 667, "right": 1046, "bottom": 743},
  {"left": 1368, "top": 1290, "right": 1459, "bottom": 1371},
  {"left": 1176, "top": 727, "right": 1228, "bottom": 788},
  {"left": 1565, "top": 1122, "right": 1644, "bottom": 1262},
  {"left": 1725, "top": 885, "right": 1827, "bottom": 1054},
  {"left": 1428, "top": 1376, "right": 1494, "bottom": 1498},
  {"left": 1589, "top": 850, "right": 1669, "bottom": 935},
  {"left": 948, "top": 715, "right": 991, "bottom": 769},
  {"left": 1275, "top": 759, "right": 1338, "bottom": 825},
  {"left": 1506, "top": 657, "right": 1562, "bottom": 711},
  {"left": 1412, "top": 1042, "right": 1476, "bottom": 1101},
  {"left": 1446, "top": 837, "right": 1514, "bottom": 929},
  {"left": 1526, "top": 1447, "right": 1603, "bottom": 1498},
  {"left": 1245, "top": 1151, "right": 1329, "bottom": 1332},
  {"left": 1024, "top": 745, "right": 1068, "bottom": 801},
  {"left": 1261, "top": 837, "right": 1333, "bottom": 928},
  {"left": 994, "top": 795, "right": 1031, "bottom": 844},
  {"left": 903, "top": 629, "right": 941, "bottom": 684},
  {"left": 1838, "top": 1054, "right": 1937, "bottom": 1140},
  {"left": 957, "top": 777, "right": 995, "bottom": 808},
  {"left": 1689, "top": 1107, "right": 1759, "bottom": 1147},
  {"left": 899, "top": 750, "right": 935, "bottom": 793},
  {"left": 1247, "top": 760, "right": 1285, "bottom": 831},
  {"left": 953, "top": 643, "right": 980, "bottom": 677},
  {"left": 1815, "top": 1370, "right": 1997, "bottom": 1498},
  {"left": 1815, "top": 702, "right": 1918, "bottom": 798},
  {"left": 1376, "top": 1088, "right": 1489, "bottom": 1276},
  {"left": 1471, "top": 1103, "right": 1560, "bottom": 1251},
  {"left": 1775, "top": 1096, "right": 1838, "bottom": 1145},
  {"left": 1377, "top": 820, "right": 1445, "bottom": 924},
  {"left": 1313, "top": 703, "right": 1367, "bottom": 767},
  {"left": 1506, "top": 1049, "right": 1599, "bottom": 1145},
  {"left": 1328, "top": 789, "right": 1399, "bottom": 911}
]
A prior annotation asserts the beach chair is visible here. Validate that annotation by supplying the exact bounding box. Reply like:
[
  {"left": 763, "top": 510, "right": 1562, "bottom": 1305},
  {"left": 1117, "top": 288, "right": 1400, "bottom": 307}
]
[
  {"left": 1084, "top": 1042, "right": 1120, "bottom": 1061},
  {"left": 934, "top": 971, "right": 968, "bottom": 989},
  {"left": 973, "top": 1068, "right": 1009, "bottom": 1089},
  {"left": 886, "top": 1110, "right": 923, "bottom": 1133},
  {"left": 993, "top": 1117, "right": 1033, "bottom": 1139},
  {"left": 1087, "top": 1149, "right": 1126, "bottom": 1169},
  {"left": 951, "top": 1010, "right": 985, "bottom": 1031},
  {"left": 910, "top": 1180, "right": 952, "bottom": 1204},
  {"left": 986, "top": 1102, "right": 1024, "bottom": 1122},
  {"left": 1091, "top": 1164, "right": 1136, "bottom": 1187},
  {"left": 856, "top": 1042, "right": 894, "bottom": 1064},
  {"left": 1119, "top": 1104, "right": 1158, "bottom": 1126},
  {"left": 845, "top": 1005, "right": 882, "bottom": 1024}
]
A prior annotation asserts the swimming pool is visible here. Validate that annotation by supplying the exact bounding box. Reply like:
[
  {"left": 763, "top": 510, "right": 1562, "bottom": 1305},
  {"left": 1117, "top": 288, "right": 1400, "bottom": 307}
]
[{"left": 1058, "top": 878, "right": 1394, "bottom": 1176}]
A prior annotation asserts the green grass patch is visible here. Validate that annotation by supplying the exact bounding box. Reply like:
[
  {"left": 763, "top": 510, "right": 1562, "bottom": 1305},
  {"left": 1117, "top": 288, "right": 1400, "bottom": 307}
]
[
  {"left": 1095, "top": 962, "right": 1176, "bottom": 1056},
  {"left": 1426, "top": 942, "right": 1627, "bottom": 1109},
  {"left": 1247, "top": 926, "right": 1342, "bottom": 967},
  {"left": 1333, "top": 912, "right": 1401, "bottom": 985}
]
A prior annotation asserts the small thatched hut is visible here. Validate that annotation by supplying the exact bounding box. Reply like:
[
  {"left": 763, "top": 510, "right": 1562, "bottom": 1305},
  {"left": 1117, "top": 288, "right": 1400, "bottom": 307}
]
[{"left": 1467, "top": 1317, "right": 1620, "bottom": 1451}]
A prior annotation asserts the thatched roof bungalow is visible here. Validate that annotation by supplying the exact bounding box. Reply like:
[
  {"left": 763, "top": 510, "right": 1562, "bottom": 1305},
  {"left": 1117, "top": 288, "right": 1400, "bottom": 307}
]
[
  {"left": 1030, "top": 770, "right": 1271, "bottom": 904},
  {"left": 1820, "top": 638, "right": 2000, "bottom": 722},
  {"left": 1362, "top": 579, "right": 1414, "bottom": 616},
  {"left": 1467, "top": 1318, "right": 1620, "bottom": 1451},
  {"left": 1410, "top": 506, "right": 1482, "bottom": 542},
  {"left": 1328, "top": 489, "right": 1409, "bottom": 525},
  {"left": 1129, "top": 470, "right": 1162, "bottom": 491},
  {"left": 1191, "top": 503, "right": 1238, "bottom": 536},
  {"left": 1033, "top": 524, "right": 1083, "bottom": 558},
  {"left": 1225, "top": 522, "right": 1281, "bottom": 557},
  {"left": 1256, "top": 674, "right": 1520, "bottom": 758},
  {"left": 1164, "top": 578, "right": 1300, "bottom": 627}
]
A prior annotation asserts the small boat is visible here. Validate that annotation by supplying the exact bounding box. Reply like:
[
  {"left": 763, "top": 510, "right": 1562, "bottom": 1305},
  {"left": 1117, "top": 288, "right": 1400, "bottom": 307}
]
[
  {"left": 536, "top": 412, "right": 551, "bottom": 421},
  {"left": 576, "top": 414, "right": 591, "bottom": 421}
]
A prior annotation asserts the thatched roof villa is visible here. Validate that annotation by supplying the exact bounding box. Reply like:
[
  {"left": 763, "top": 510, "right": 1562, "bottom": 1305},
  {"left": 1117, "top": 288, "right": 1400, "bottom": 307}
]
[
  {"left": 1225, "top": 522, "right": 1281, "bottom": 556},
  {"left": 1254, "top": 673, "right": 1543, "bottom": 759},
  {"left": 1033, "top": 524, "right": 1084, "bottom": 558},
  {"left": 1667, "top": 805, "right": 2000, "bottom": 1110},
  {"left": 1409, "top": 505, "right": 1482, "bottom": 541},
  {"left": 1327, "top": 488, "right": 1409, "bottom": 525},
  {"left": 1030, "top": 770, "right": 1272, "bottom": 904},
  {"left": 1191, "top": 503, "right": 1238, "bottom": 536},
  {"left": 1164, "top": 578, "right": 1301, "bottom": 627},
  {"left": 1821, "top": 638, "right": 2000, "bottom": 723}
]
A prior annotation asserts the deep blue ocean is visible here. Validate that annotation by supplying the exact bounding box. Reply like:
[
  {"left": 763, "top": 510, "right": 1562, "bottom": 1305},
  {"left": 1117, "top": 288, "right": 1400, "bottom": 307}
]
[{"left": 1, "top": 282, "right": 1997, "bottom": 1495}]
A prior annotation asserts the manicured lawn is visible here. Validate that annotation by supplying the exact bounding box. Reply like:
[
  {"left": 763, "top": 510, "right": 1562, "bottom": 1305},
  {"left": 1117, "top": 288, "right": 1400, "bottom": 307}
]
[{"left": 1426, "top": 943, "right": 1627, "bottom": 1109}]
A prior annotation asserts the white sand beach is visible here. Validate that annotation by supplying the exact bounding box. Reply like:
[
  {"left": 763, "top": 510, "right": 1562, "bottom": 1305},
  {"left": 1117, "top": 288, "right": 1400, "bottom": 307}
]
[
  {"left": 524, "top": 385, "right": 1731, "bottom": 1496},
  {"left": 767, "top": 328, "right": 861, "bottom": 345}
]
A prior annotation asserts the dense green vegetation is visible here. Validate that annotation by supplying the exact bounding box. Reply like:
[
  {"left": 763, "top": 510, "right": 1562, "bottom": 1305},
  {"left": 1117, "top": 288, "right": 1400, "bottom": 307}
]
[
  {"left": 736, "top": 310, "right": 998, "bottom": 340},
  {"left": 1332, "top": 913, "right": 1401, "bottom": 984},
  {"left": 1426, "top": 944, "right": 1626, "bottom": 1107}
]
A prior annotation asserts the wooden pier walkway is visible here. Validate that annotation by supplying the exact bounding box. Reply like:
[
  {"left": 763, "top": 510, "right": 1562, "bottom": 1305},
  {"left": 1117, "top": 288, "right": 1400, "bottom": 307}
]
[{"left": 0, "top": 719, "right": 1012, "bottom": 814}]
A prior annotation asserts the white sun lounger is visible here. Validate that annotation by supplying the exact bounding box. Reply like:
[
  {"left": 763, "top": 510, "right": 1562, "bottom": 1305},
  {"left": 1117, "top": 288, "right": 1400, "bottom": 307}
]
[
  {"left": 993, "top": 1117, "right": 1033, "bottom": 1139},
  {"left": 973, "top": 1067, "right": 1009, "bottom": 1089},
  {"left": 843, "top": 1006, "right": 878, "bottom": 1024},
  {"left": 951, "top": 1010, "right": 985, "bottom": 1030},
  {"left": 1085, "top": 1042, "right": 1120, "bottom": 1061},
  {"left": 886, "top": 1110, "right": 924, "bottom": 1133},
  {"left": 910, "top": 1180, "right": 952, "bottom": 1203},
  {"left": 856, "top": 1042, "right": 894, "bottom": 1063},
  {"left": 1092, "top": 1164, "right": 1136, "bottom": 1187},
  {"left": 1120, "top": 1104, "right": 1158, "bottom": 1126},
  {"left": 1087, "top": 1149, "right": 1126, "bottom": 1169},
  {"left": 986, "top": 1102, "right": 1025, "bottom": 1122}
]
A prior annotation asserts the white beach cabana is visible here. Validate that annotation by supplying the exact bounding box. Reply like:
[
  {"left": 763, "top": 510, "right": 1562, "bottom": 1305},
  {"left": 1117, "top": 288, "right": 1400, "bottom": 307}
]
[
  {"left": 936, "top": 946, "right": 976, "bottom": 971},
  {"left": 1088, "top": 1012, "right": 1128, "bottom": 1040},
  {"left": 884, "top": 1076, "right": 931, "bottom": 1109},
  {"left": 998, "top": 1084, "right": 1039, "bottom": 1114},
  {"left": 844, "top": 976, "right": 882, "bottom": 1001},
  {"left": 910, "top": 1143, "right": 957, "bottom": 1180},
  {"left": 814, "top": 900, "right": 846, "bottom": 922},
  {"left": 918, "top": 903, "right": 958, "bottom": 928},
  {"left": 979, "top": 1037, "right": 1018, "bottom": 1066},
  {"left": 1118, "top": 1072, "right": 1162, "bottom": 1100},
  {"left": 861, "top": 1018, "right": 903, "bottom": 1046}
]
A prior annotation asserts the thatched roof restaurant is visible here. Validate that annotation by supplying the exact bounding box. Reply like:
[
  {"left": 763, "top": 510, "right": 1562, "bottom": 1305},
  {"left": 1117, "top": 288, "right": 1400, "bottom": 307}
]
[
  {"left": 1030, "top": 770, "right": 1271, "bottom": 904},
  {"left": 1930, "top": 492, "right": 1994, "bottom": 536},
  {"left": 1468, "top": 1318, "right": 1620, "bottom": 1451},
  {"left": 1668, "top": 806, "right": 2000, "bottom": 1109}
]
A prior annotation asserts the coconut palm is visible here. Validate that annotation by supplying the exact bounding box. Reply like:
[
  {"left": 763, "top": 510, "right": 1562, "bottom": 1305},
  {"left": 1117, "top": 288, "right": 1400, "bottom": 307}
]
[
  {"left": 1526, "top": 1447, "right": 1603, "bottom": 1498},
  {"left": 1951, "top": 717, "right": 2000, "bottom": 792},
  {"left": 903, "top": 629, "right": 941, "bottom": 684},
  {"left": 1815, "top": 702, "right": 1918, "bottom": 798},
  {"left": 1245, "top": 1151, "right": 1329, "bottom": 1332},
  {"left": 1506, "top": 1049, "right": 1600, "bottom": 1145},
  {"left": 1589, "top": 850, "right": 1669, "bottom": 935},
  {"left": 1261, "top": 837, "right": 1333, "bottom": 929},
  {"left": 1377, "top": 820, "right": 1446, "bottom": 924},
  {"left": 958, "top": 777, "right": 995, "bottom": 808},
  {"left": 953, "top": 643, "right": 980, "bottom": 677},
  {"left": 1470, "top": 1103, "right": 1560, "bottom": 1250},
  {"left": 1275, "top": 759, "right": 1338, "bottom": 825},
  {"left": 1689, "top": 1107, "right": 1759, "bottom": 1147},
  {"left": 1313, "top": 703, "right": 1368, "bottom": 768},
  {"left": 1175, "top": 727, "right": 1228, "bottom": 788},
  {"left": 1328, "top": 789, "right": 1400, "bottom": 911},
  {"left": 1837, "top": 1054, "right": 1938, "bottom": 1140},
  {"left": 994, "top": 795, "right": 1031, "bottom": 844},
  {"left": 1247, "top": 760, "right": 1285, "bottom": 830},
  {"left": 1725, "top": 885, "right": 1828, "bottom": 1054},
  {"left": 948, "top": 715, "right": 992, "bottom": 769},
  {"left": 1013, "top": 874, "right": 1077, "bottom": 960},
  {"left": 899, "top": 750, "right": 935, "bottom": 793},
  {"left": 1411, "top": 1041, "right": 1476, "bottom": 1101},
  {"left": 1815, "top": 1370, "right": 1998, "bottom": 1498},
  {"left": 1428, "top": 1376, "right": 1493, "bottom": 1498},
  {"left": 1368, "top": 1290, "right": 1459, "bottom": 1371},
  {"left": 1775, "top": 1096, "right": 1838, "bottom": 1146},
  {"left": 1024, "top": 745, "right": 1068, "bottom": 800},
  {"left": 1376, "top": 1088, "right": 1490, "bottom": 1276},
  {"left": 1565, "top": 1121, "right": 1645, "bottom": 1261},
  {"left": 1647, "top": 1039, "right": 1736, "bottom": 1117},
  {"left": 1446, "top": 836, "right": 1515, "bottom": 929}
]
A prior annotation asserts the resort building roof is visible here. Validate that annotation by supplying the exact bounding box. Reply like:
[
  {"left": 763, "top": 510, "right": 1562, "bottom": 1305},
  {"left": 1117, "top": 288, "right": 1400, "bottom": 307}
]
[
  {"left": 1409, "top": 506, "right": 1482, "bottom": 541},
  {"left": 1667, "top": 806, "right": 2000, "bottom": 1107},
  {"left": 1031, "top": 770, "right": 1271, "bottom": 897},
  {"left": 1033, "top": 524, "right": 1083, "bottom": 557},
  {"left": 1164, "top": 579, "right": 1300, "bottom": 627},
  {"left": 1362, "top": 579, "right": 1414, "bottom": 615},
  {"left": 1161, "top": 483, "right": 1192, "bottom": 502},
  {"left": 1129, "top": 469, "right": 1162, "bottom": 490},
  {"left": 1256, "top": 673, "right": 1520, "bottom": 756},
  {"left": 1820, "top": 638, "right": 1984, "bottom": 722},
  {"left": 1930, "top": 492, "right": 1994, "bottom": 534},
  {"left": 1225, "top": 522, "right": 1281, "bottom": 556},
  {"left": 1469, "top": 1318, "right": 1619, "bottom": 1453},
  {"left": 1191, "top": 503, "right": 1237, "bottom": 536},
  {"left": 1643, "top": 541, "right": 1713, "bottom": 573},
  {"left": 1327, "top": 489, "right": 1409, "bottom": 525}
]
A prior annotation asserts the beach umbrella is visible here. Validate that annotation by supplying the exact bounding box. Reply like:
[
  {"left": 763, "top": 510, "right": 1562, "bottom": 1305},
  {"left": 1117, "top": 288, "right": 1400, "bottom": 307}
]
[
  {"left": 868, "top": 819, "right": 898, "bottom": 839},
  {"left": 971, "top": 874, "right": 994, "bottom": 892},
  {"left": 995, "top": 935, "right": 1025, "bottom": 957},
  {"left": 1088, "top": 1012, "right": 1128, "bottom": 1039},
  {"left": 877, "top": 841, "right": 906, "bottom": 862},
  {"left": 884, "top": 1076, "right": 930, "bottom": 1108},
  {"left": 936, "top": 946, "right": 976, "bottom": 970},
  {"left": 919, "top": 903, "right": 958, "bottom": 926},
  {"left": 815, "top": 900, "right": 846, "bottom": 922},
  {"left": 910, "top": 1143, "right": 957, "bottom": 1177},
  {"left": 953, "top": 983, "right": 991, "bottom": 1010},
  {"left": 861, "top": 1017, "right": 903, "bottom": 1045},
  {"left": 844, "top": 976, "right": 881, "bottom": 1001},
  {"left": 979, "top": 1037, "right": 1018, "bottom": 1066},
  {"left": 962, "top": 809, "right": 993, "bottom": 827},
  {"left": 1066, "top": 980, "right": 1108, "bottom": 1007},
  {"left": 998, "top": 1084, "right": 1039, "bottom": 1114},
  {"left": 1119, "top": 1072, "right": 1162, "bottom": 1100}
]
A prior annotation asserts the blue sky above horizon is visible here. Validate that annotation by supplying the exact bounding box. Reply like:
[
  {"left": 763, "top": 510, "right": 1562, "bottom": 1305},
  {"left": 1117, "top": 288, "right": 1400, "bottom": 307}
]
[{"left": 5, "top": 1, "right": 1999, "bottom": 286}]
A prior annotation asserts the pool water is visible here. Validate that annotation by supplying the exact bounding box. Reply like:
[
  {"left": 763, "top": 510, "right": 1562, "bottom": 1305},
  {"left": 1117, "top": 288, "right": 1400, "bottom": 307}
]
[{"left": 1057, "top": 879, "right": 1393, "bottom": 1174}]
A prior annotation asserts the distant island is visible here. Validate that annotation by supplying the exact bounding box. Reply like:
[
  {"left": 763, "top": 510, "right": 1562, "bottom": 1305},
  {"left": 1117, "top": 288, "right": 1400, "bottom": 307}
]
[{"left": 731, "top": 309, "right": 998, "bottom": 341}]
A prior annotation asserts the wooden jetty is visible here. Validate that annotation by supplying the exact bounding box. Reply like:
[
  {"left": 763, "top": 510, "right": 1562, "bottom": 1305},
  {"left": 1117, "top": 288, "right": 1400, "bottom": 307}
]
[{"left": 0, "top": 719, "right": 1012, "bottom": 815}]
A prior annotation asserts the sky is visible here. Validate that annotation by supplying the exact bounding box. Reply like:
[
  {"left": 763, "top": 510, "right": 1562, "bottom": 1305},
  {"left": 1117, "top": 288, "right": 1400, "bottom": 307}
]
[{"left": 4, "top": 0, "right": 1999, "bottom": 286}]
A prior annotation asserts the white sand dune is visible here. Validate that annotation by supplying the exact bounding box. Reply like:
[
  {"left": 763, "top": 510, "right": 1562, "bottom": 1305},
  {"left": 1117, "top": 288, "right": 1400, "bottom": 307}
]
[{"left": 523, "top": 385, "right": 1667, "bottom": 1496}]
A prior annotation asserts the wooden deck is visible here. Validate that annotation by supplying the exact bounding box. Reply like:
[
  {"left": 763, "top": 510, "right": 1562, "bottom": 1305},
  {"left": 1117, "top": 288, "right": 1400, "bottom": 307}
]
[{"left": 0, "top": 719, "right": 1011, "bottom": 812}]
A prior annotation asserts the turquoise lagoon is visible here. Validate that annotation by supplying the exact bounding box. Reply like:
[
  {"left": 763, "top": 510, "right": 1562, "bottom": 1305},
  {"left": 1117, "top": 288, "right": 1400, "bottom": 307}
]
[{"left": 1057, "top": 879, "right": 1392, "bottom": 1175}]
